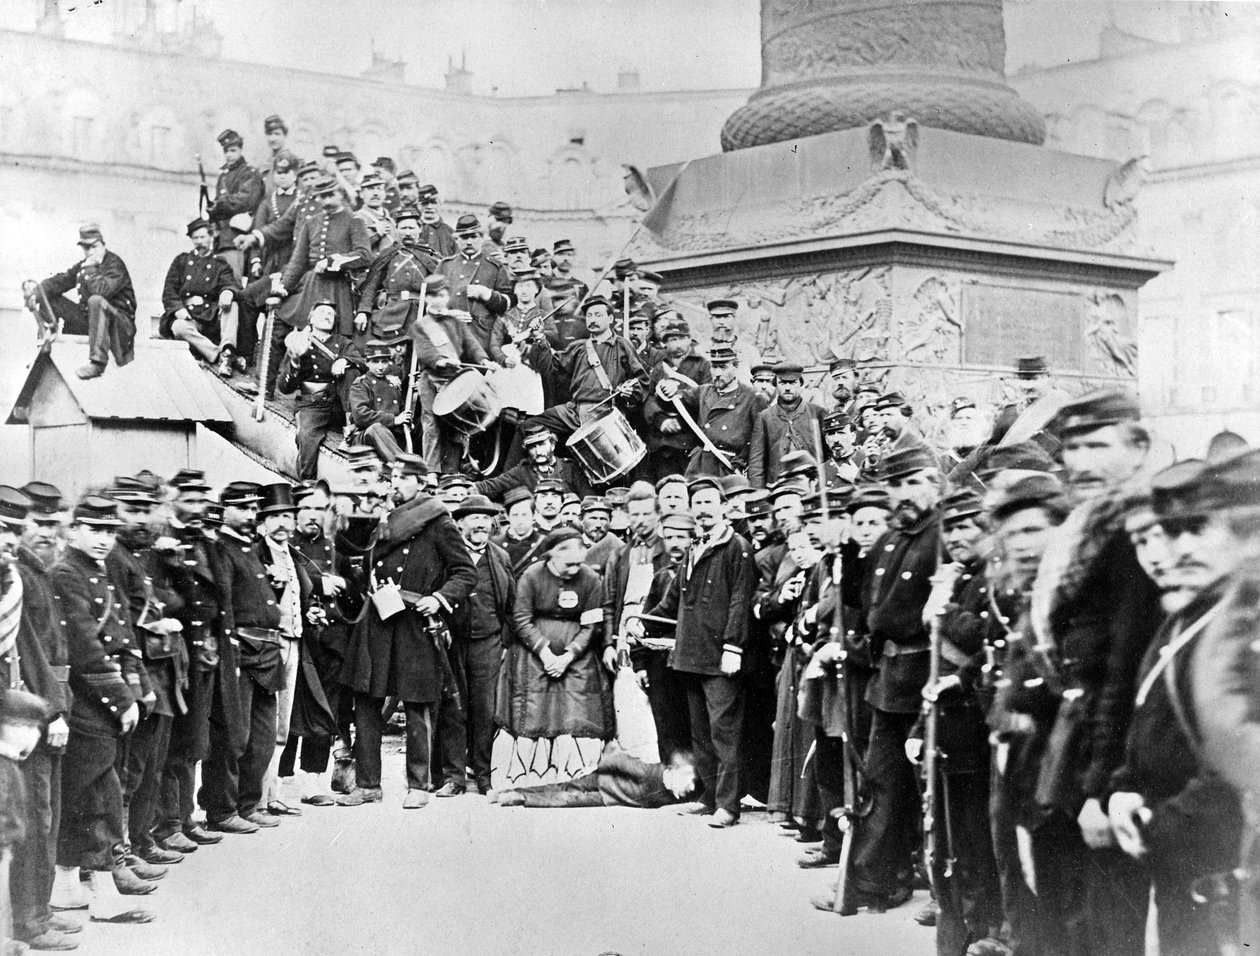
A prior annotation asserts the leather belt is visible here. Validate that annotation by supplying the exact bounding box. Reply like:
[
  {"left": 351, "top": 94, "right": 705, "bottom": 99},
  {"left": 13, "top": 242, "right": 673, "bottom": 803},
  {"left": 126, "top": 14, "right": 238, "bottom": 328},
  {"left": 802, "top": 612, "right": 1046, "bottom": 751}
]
[
  {"left": 883, "top": 640, "right": 930, "bottom": 657},
  {"left": 299, "top": 381, "right": 331, "bottom": 394},
  {"left": 237, "top": 626, "right": 283, "bottom": 646},
  {"left": 50, "top": 665, "right": 70, "bottom": 682}
]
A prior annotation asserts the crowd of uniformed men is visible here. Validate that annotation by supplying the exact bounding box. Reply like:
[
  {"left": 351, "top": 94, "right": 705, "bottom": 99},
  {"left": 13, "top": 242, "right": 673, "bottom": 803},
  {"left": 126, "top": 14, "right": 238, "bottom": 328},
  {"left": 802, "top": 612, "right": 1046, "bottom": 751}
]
[{"left": 5, "top": 115, "right": 1259, "bottom": 956}]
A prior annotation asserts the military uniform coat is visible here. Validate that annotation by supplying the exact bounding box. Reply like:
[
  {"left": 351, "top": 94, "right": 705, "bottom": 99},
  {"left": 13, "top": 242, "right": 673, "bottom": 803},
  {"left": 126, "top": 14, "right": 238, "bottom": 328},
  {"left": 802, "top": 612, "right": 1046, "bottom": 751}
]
[
  {"left": 280, "top": 208, "right": 371, "bottom": 334},
  {"left": 437, "top": 252, "right": 514, "bottom": 351},
  {"left": 341, "top": 495, "right": 476, "bottom": 703},
  {"left": 209, "top": 157, "right": 265, "bottom": 251},
  {"left": 159, "top": 250, "right": 238, "bottom": 337}
]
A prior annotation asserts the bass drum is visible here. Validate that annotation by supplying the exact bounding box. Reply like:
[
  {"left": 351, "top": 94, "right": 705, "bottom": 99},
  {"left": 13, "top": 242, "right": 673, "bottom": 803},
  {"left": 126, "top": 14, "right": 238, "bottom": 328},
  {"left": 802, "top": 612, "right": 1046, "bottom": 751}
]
[
  {"left": 566, "top": 408, "right": 646, "bottom": 485},
  {"left": 432, "top": 370, "right": 502, "bottom": 436},
  {"left": 486, "top": 357, "right": 544, "bottom": 415}
]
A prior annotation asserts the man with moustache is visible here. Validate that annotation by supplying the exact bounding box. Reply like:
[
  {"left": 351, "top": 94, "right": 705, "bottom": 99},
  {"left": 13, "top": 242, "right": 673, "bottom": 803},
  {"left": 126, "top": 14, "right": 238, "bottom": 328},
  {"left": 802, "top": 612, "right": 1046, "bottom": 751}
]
[
  {"left": 395, "top": 171, "right": 420, "bottom": 210},
  {"left": 642, "top": 320, "right": 714, "bottom": 481},
  {"left": 436, "top": 495, "right": 514, "bottom": 796},
  {"left": 546, "top": 239, "right": 588, "bottom": 307},
  {"left": 354, "top": 206, "right": 438, "bottom": 342},
  {"left": 848, "top": 446, "right": 944, "bottom": 912},
  {"left": 524, "top": 296, "right": 649, "bottom": 454},
  {"left": 254, "top": 484, "right": 326, "bottom": 817},
  {"left": 747, "top": 363, "right": 826, "bottom": 489},
  {"left": 18, "top": 483, "right": 66, "bottom": 569},
  {"left": 355, "top": 172, "right": 396, "bottom": 257},
  {"left": 276, "top": 175, "right": 371, "bottom": 337},
  {"left": 104, "top": 479, "right": 185, "bottom": 875},
  {"left": 202, "top": 482, "right": 286, "bottom": 833},
  {"left": 1026, "top": 391, "right": 1161, "bottom": 956},
  {"left": 0, "top": 488, "right": 76, "bottom": 951},
  {"left": 821, "top": 412, "right": 862, "bottom": 488},
  {"left": 604, "top": 487, "right": 692, "bottom": 762},
  {"left": 1108, "top": 453, "right": 1260, "bottom": 956},
  {"left": 50, "top": 496, "right": 154, "bottom": 924},
  {"left": 630, "top": 477, "right": 756, "bottom": 828},
  {"left": 338, "top": 455, "right": 477, "bottom": 808},
  {"left": 152, "top": 472, "right": 239, "bottom": 847},
  {"left": 286, "top": 483, "right": 359, "bottom": 803},
  {"left": 161, "top": 217, "right": 240, "bottom": 378},
  {"left": 436, "top": 215, "right": 514, "bottom": 353},
  {"left": 826, "top": 358, "right": 860, "bottom": 416},
  {"left": 474, "top": 424, "right": 585, "bottom": 502},
  {"left": 412, "top": 184, "right": 456, "bottom": 259}
]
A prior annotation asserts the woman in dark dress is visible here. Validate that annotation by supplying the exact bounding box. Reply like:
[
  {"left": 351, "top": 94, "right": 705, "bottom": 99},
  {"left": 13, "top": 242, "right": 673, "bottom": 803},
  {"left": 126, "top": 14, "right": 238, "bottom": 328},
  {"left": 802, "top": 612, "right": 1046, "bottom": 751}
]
[{"left": 492, "top": 529, "right": 614, "bottom": 789}]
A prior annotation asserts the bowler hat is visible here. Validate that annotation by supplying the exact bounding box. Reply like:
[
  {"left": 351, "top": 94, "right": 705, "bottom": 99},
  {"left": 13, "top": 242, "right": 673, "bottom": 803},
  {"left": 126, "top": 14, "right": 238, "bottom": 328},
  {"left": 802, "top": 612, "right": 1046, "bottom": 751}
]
[
  {"left": 720, "top": 474, "right": 753, "bottom": 497},
  {"left": 781, "top": 450, "right": 817, "bottom": 479},
  {"left": 453, "top": 494, "right": 498, "bottom": 519}
]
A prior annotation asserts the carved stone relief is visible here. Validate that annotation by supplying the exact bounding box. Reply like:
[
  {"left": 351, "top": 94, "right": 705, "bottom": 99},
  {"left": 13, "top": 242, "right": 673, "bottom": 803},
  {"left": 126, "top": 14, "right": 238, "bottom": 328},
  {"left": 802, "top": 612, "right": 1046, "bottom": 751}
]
[{"left": 1085, "top": 291, "right": 1138, "bottom": 378}]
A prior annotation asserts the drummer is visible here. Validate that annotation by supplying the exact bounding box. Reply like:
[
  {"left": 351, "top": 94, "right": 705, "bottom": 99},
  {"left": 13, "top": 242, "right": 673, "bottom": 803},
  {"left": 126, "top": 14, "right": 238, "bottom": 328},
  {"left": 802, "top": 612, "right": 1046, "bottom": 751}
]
[
  {"left": 410, "top": 275, "right": 495, "bottom": 474},
  {"left": 522, "top": 295, "right": 649, "bottom": 480}
]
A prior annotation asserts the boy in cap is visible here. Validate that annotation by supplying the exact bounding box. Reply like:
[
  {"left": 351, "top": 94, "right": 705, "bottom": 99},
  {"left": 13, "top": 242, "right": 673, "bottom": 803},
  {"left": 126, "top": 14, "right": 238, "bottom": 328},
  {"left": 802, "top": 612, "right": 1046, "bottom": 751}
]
[
  {"left": 49, "top": 496, "right": 155, "bottom": 923},
  {"left": 25, "top": 224, "right": 137, "bottom": 379},
  {"left": 209, "top": 129, "right": 264, "bottom": 263},
  {"left": 347, "top": 339, "right": 410, "bottom": 463},
  {"left": 162, "top": 217, "right": 241, "bottom": 378}
]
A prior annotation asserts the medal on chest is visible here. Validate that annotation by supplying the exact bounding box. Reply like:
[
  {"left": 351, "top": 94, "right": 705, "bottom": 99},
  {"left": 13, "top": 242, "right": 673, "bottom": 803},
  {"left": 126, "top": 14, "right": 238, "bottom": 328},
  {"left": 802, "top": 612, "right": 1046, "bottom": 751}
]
[{"left": 557, "top": 589, "right": 579, "bottom": 610}]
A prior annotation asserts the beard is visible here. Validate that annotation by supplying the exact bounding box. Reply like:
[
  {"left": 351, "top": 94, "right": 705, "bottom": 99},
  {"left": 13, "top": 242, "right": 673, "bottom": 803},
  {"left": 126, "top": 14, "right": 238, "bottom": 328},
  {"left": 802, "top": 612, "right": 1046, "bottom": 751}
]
[
  {"left": 116, "top": 524, "right": 153, "bottom": 549},
  {"left": 890, "top": 500, "right": 927, "bottom": 529}
]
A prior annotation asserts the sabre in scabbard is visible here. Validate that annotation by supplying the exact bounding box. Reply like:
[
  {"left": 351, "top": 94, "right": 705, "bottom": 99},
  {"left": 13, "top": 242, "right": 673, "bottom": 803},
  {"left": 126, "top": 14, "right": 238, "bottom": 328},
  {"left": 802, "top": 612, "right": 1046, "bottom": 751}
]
[
  {"left": 253, "top": 298, "right": 279, "bottom": 422},
  {"left": 402, "top": 278, "right": 428, "bottom": 454}
]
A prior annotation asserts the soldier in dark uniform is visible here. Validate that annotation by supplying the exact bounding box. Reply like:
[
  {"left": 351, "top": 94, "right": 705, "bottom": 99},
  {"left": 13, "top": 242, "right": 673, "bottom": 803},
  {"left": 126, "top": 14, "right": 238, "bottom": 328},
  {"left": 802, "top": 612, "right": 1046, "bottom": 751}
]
[
  {"left": 911, "top": 490, "right": 1004, "bottom": 955},
  {"left": 416, "top": 184, "right": 458, "bottom": 259},
  {"left": 337, "top": 455, "right": 477, "bottom": 808},
  {"left": 347, "top": 340, "right": 409, "bottom": 463},
  {"left": 371, "top": 156, "right": 402, "bottom": 215},
  {"left": 208, "top": 129, "right": 264, "bottom": 268},
  {"left": 493, "top": 487, "right": 541, "bottom": 574},
  {"left": 822, "top": 411, "right": 862, "bottom": 488},
  {"left": 152, "top": 472, "right": 239, "bottom": 848},
  {"left": 203, "top": 482, "right": 285, "bottom": 832},
  {"left": 354, "top": 205, "right": 438, "bottom": 342},
  {"left": 394, "top": 169, "right": 419, "bottom": 210},
  {"left": 161, "top": 217, "right": 240, "bottom": 378},
  {"left": 258, "top": 114, "right": 289, "bottom": 195},
  {"left": 1, "top": 488, "right": 75, "bottom": 950},
  {"left": 276, "top": 300, "right": 366, "bottom": 481},
  {"left": 277, "top": 175, "right": 371, "bottom": 338},
  {"left": 50, "top": 497, "right": 154, "bottom": 923},
  {"left": 236, "top": 156, "right": 319, "bottom": 380},
  {"left": 474, "top": 423, "right": 585, "bottom": 502},
  {"left": 437, "top": 214, "right": 514, "bottom": 353},
  {"left": 1029, "top": 391, "right": 1159, "bottom": 956},
  {"left": 104, "top": 479, "right": 185, "bottom": 874},
  {"left": 1108, "top": 453, "right": 1259, "bottom": 956},
  {"left": 641, "top": 319, "right": 714, "bottom": 481},
  {"left": 26, "top": 224, "right": 136, "bottom": 380},
  {"left": 849, "top": 446, "right": 944, "bottom": 911},
  {"left": 653, "top": 346, "right": 767, "bottom": 479},
  {"left": 483, "top": 201, "right": 513, "bottom": 258}
]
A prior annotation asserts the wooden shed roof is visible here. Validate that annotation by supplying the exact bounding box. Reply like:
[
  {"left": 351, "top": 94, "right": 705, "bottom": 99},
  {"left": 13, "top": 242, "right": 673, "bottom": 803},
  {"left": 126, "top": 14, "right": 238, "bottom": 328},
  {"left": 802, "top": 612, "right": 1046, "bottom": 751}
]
[{"left": 7, "top": 336, "right": 233, "bottom": 426}]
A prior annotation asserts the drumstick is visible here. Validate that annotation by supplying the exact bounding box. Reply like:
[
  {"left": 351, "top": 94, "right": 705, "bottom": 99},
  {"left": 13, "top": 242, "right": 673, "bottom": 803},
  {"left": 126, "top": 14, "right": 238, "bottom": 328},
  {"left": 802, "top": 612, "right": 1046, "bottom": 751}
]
[{"left": 624, "top": 612, "right": 678, "bottom": 625}]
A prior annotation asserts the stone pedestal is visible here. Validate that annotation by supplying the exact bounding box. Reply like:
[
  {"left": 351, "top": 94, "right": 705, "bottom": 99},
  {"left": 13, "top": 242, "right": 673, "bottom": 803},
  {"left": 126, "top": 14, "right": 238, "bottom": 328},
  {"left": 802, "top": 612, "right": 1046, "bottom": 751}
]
[
  {"left": 632, "top": 0, "right": 1170, "bottom": 436},
  {"left": 631, "top": 124, "right": 1169, "bottom": 429}
]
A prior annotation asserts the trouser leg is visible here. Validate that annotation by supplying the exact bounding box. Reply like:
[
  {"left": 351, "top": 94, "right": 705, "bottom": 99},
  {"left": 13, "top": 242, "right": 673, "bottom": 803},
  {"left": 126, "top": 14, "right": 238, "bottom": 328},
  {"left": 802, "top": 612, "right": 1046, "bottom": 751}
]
[
  {"left": 170, "top": 315, "right": 224, "bottom": 362},
  {"left": 265, "top": 316, "right": 292, "bottom": 399},
  {"left": 852, "top": 707, "right": 919, "bottom": 896},
  {"left": 86, "top": 294, "right": 135, "bottom": 367},
  {"left": 464, "top": 638, "right": 501, "bottom": 786},
  {"left": 814, "top": 732, "right": 846, "bottom": 858},
  {"left": 684, "top": 673, "right": 717, "bottom": 809},
  {"left": 419, "top": 374, "right": 442, "bottom": 473},
  {"left": 11, "top": 746, "right": 54, "bottom": 940},
  {"left": 123, "top": 710, "right": 169, "bottom": 851},
  {"left": 202, "top": 668, "right": 244, "bottom": 824},
  {"left": 352, "top": 693, "right": 385, "bottom": 790},
  {"left": 514, "top": 774, "right": 604, "bottom": 808},
  {"left": 236, "top": 673, "right": 277, "bottom": 817},
  {"left": 43, "top": 293, "right": 87, "bottom": 335},
  {"left": 644, "top": 650, "right": 691, "bottom": 763},
  {"left": 1029, "top": 812, "right": 1089, "bottom": 956},
  {"left": 363, "top": 421, "right": 405, "bottom": 463},
  {"left": 438, "top": 641, "right": 469, "bottom": 787},
  {"left": 295, "top": 400, "right": 334, "bottom": 481},
  {"left": 219, "top": 301, "right": 239, "bottom": 351},
  {"left": 58, "top": 730, "right": 124, "bottom": 872},
  {"left": 933, "top": 769, "right": 1003, "bottom": 956},
  {"left": 701, "top": 673, "right": 744, "bottom": 815},
  {"left": 265, "top": 640, "right": 300, "bottom": 801},
  {"left": 402, "top": 701, "right": 434, "bottom": 792}
]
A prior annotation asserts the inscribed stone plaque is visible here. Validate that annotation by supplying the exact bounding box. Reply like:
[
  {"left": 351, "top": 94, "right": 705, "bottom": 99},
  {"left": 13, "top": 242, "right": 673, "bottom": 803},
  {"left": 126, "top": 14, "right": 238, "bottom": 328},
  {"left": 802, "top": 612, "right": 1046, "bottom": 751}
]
[{"left": 962, "top": 285, "right": 1083, "bottom": 370}]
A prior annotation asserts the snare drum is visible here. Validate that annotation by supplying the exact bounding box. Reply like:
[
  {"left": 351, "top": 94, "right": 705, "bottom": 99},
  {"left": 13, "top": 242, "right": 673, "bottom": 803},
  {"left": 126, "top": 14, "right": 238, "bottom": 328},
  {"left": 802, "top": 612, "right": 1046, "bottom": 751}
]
[
  {"left": 566, "top": 408, "right": 647, "bottom": 485},
  {"left": 432, "top": 370, "right": 502, "bottom": 436}
]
